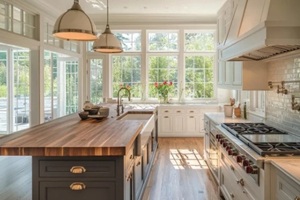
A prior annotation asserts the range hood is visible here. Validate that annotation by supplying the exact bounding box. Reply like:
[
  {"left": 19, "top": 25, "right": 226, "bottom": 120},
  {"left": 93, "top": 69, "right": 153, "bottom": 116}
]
[{"left": 219, "top": 0, "right": 300, "bottom": 61}]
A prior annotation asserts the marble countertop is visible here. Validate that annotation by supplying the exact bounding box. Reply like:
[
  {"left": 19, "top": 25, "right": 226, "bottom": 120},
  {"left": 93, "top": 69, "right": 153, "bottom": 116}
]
[
  {"left": 267, "top": 158, "right": 300, "bottom": 186},
  {"left": 204, "top": 112, "right": 253, "bottom": 124}
]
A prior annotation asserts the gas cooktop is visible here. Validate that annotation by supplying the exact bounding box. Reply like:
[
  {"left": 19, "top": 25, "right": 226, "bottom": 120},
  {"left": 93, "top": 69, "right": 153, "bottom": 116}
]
[{"left": 221, "top": 123, "right": 300, "bottom": 156}]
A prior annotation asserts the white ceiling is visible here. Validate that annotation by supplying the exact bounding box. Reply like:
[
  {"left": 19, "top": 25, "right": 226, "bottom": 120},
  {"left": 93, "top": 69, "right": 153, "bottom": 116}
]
[{"left": 25, "top": 0, "right": 226, "bottom": 24}]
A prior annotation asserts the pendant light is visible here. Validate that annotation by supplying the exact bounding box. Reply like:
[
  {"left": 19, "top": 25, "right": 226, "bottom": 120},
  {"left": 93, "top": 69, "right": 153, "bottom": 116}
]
[
  {"left": 53, "top": 0, "right": 97, "bottom": 41},
  {"left": 92, "top": 0, "right": 123, "bottom": 53}
]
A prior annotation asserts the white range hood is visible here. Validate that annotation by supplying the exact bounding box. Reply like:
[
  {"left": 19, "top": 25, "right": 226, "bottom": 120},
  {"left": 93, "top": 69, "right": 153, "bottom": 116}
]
[{"left": 219, "top": 0, "right": 300, "bottom": 61}]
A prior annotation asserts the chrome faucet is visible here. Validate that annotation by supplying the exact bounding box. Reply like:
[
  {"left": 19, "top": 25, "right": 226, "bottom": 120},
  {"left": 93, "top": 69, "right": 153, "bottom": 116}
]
[{"left": 117, "top": 87, "right": 131, "bottom": 116}]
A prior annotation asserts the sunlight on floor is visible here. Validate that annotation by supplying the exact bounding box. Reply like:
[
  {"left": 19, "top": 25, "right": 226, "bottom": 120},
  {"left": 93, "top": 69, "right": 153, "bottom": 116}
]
[{"left": 169, "top": 149, "right": 208, "bottom": 170}]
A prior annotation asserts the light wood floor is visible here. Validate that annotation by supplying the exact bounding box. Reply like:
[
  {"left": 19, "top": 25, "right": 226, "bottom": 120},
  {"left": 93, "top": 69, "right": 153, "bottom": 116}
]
[{"left": 142, "top": 137, "right": 220, "bottom": 200}]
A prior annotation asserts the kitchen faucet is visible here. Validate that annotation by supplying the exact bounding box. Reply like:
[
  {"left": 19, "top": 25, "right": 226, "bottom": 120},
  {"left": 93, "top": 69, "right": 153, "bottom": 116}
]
[{"left": 117, "top": 87, "right": 131, "bottom": 116}]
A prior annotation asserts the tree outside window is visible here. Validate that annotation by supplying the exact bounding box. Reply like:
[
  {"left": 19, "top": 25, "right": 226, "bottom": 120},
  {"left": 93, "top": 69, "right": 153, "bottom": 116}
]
[{"left": 112, "top": 56, "right": 142, "bottom": 98}]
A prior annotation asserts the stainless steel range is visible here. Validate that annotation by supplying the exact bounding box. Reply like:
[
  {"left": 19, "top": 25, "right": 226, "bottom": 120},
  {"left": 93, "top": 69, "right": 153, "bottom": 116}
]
[
  {"left": 216, "top": 123, "right": 300, "bottom": 200},
  {"left": 221, "top": 123, "right": 300, "bottom": 157}
]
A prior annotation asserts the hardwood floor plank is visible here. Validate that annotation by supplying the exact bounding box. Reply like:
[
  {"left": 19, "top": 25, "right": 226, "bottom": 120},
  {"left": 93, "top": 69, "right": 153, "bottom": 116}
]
[{"left": 142, "top": 137, "right": 220, "bottom": 200}]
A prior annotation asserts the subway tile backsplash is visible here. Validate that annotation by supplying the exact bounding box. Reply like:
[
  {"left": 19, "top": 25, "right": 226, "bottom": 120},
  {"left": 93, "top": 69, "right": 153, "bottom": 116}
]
[{"left": 266, "top": 56, "right": 300, "bottom": 136}]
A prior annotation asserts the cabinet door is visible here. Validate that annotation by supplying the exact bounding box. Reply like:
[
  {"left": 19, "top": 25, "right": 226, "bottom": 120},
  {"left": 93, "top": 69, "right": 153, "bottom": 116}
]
[
  {"left": 185, "top": 115, "right": 199, "bottom": 133},
  {"left": 217, "top": 61, "right": 225, "bottom": 85},
  {"left": 172, "top": 115, "right": 184, "bottom": 133},
  {"left": 224, "top": 62, "right": 234, "bottom": 85},
  {"left": 134, "top": 156, "right": 143, "bottom": 200},
  {"left": 159, "top": 115, "right": 172, "bottom": 134},
  {"left": 39, "top": 181, "right": 116, "bottom": 200},
  {"left": 232, "top": 61, "right": 242, "bottom": 86}
]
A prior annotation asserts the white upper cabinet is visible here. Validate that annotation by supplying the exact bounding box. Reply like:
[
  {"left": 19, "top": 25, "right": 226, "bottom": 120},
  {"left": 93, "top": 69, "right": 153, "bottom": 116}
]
[{"left": 217, "top": 61, "right": 269, "bottom": 90}]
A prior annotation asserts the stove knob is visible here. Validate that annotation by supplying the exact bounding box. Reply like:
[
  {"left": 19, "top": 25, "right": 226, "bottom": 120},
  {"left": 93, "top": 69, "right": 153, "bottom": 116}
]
[
  {"left": 226, "top": 145, "right": 232, "bottom": 151},
  {"left": 216, "top": 134, "right": 221, "bottom": 139},
  {"left": 246, "top": 165, "right": 253, "bottom": 173},
  {"left": 222, "top": 142, "right": 228, "bottom": 148},
  {"left": 236, "top": 155, "right": 243, "bottom": 163},
  {"left": 250, "top": 165, "right": 259, "bottom": 174},
  {"left": 219, "top": 139, "right": 224, "bottom": 144},
  {"left": 243, "top": 159, "right": 250, "bottom": 167},
  {"left": 231, "top": 149, "right": 238, "bottom": 156}
]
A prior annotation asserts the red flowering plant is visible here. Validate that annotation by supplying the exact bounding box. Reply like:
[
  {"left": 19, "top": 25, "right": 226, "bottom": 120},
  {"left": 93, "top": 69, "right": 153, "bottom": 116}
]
[{"left": 154, "top": 81, "right": 173, "bottom": 103}]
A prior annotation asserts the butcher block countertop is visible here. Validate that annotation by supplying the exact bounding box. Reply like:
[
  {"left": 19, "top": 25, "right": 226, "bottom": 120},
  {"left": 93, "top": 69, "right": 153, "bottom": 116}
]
[{"left": 0, "top": 113, "right": 147, "bottom": 157}]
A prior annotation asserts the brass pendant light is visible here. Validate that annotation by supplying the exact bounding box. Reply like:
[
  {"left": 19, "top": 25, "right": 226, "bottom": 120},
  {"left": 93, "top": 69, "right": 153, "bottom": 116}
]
[
  {"left": 92, "top": 0, "right": 123, "bottom": 53},
  {"left": 53, "top": 0, "right": 97, "bottom": 41}
]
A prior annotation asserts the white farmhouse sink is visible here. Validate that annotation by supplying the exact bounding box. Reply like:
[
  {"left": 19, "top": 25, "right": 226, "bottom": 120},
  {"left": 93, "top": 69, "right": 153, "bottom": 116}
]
[{"left": 118, "top": 113, "right": 153, "bottom": 120}]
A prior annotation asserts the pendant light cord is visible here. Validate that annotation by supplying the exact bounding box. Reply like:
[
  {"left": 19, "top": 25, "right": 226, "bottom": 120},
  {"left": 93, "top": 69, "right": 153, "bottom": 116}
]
[{"left": 107, "top": 0, "right": 109, "bottom": 26}]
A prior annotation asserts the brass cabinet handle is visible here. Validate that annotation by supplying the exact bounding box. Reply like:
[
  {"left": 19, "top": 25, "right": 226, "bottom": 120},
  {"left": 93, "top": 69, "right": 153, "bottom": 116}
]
[
  {"left": 230, "top": 193, "right": 234, "bottom": 198},
  {"left": 190, "top": 110, "right": 194, "bottom": 113},
  {"left": 136, "top": 161, "right": 141, "bottom": 166},
  {"left": 164, "top": 116, "right": 169, "bottom": 118},
  {"left": 177, "top": 110, "right": 181, "bottom": 113},
  {"left": 70, "top": 182, "right": 86, "bottom": 191},
  {"left": 164, "top": 110, "right": 169, "bottom": 113},
  {"left": 189, "top": 116, "right": 194, "bottom": 118},
  {"left": 70, "top": 166, "right": 86, "bottom": 174}
]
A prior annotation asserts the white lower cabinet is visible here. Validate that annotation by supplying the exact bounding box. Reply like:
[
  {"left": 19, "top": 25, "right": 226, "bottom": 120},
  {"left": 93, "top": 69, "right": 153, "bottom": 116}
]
[
  {"left": 158, "top": 105, "right": 218, "bottom": 137},
  {"left": 270, "top": 165, "right": 300, "bottom": 200}
]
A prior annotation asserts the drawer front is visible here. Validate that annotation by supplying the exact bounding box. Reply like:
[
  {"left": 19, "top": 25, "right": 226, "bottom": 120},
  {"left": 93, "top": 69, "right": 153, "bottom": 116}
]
[
  {"left": 39, "top": 160, "right": 116, "bottom": 178},
  {"left": 159, "top": 108, "right": 173, "bottom": 114},
  {"left": 39, "top": 181, "right": 116, "bottom": 200}
]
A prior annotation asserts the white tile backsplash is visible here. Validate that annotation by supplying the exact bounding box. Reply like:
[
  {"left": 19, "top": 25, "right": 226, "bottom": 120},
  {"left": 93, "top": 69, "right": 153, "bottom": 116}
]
[{"left": 266, "top": 55, "right": 300, "bottom": 136}]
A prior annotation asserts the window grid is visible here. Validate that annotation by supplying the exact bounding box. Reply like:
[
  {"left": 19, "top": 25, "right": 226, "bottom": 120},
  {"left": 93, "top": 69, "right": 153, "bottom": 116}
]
[{"left": 0, "top": 1, "right": 37, "bottom": 39}]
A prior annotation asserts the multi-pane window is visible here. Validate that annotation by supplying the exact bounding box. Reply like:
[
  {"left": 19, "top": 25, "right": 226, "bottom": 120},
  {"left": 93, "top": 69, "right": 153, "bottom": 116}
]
[
  {"left": 115, "top": 32, "right": 141, "bottom": 52},
  {"left": 44, "top": 51, "right": 79, "bottom": 122},
  {"left": 148, "top": 31, "right": 178, "bottom": 51},
  {"left": 0, "top": 47, "right": 30, "bottom": 134},
  {"left": 147, "top": 31, "right": 179, "bottom": 99},
  {"left": 148, "top": 56, "right": 178, "bottom": 98},
  {"left": 185, "top": 55, "right": 214, "bottom": 98},
  {"left": 111, "top": 32, "right": 142, "bottom": 99},
  {"left": 184, "top": 31, "right": 215, "bottom": 99},
  {"left": 112, "top": 56, "right": 141, "bottom": 98},
  {"left": 90, "top": 59, "right": 103, "bottom": 104},
  {"left": 0, "top": 1, "right": 37, "bottom": 39}
]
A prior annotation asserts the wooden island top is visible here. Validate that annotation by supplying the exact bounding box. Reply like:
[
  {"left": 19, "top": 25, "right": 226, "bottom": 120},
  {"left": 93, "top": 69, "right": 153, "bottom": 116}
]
[{"left": 0, "top": 113, "right": 148, "bottom": 157}]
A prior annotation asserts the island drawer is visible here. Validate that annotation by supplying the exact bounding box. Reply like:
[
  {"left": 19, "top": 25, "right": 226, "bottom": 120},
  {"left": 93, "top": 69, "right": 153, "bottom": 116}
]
[
  {"left": 39, "top": 181, "right": 116, "bottom": 200},
  {"left": 39, "top": 160, "right": 116, "bottom": 178}
]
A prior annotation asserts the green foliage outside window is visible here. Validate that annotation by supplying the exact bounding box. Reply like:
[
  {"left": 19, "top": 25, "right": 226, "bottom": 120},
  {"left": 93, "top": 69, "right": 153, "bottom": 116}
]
[{"left": 112, "top": 56, "right": 141, "bottom": 98}]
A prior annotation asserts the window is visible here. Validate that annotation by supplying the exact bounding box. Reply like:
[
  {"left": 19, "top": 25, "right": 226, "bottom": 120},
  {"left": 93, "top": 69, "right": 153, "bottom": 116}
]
[
  {"left": 44, "top": 51, "right": 79, "bottom": 122},
  {"left": 112, "top": 55, "right": 142, "bottom": 98},
  {"left": 147, "top": 31, "right": 179, "bottom": 99},
  {"left": 0, "top": 45, "right": 30, "bottom": 134},
  {"left": 115, "top": 31, "right": 141, "bottom": 52},
  {"left": 148, "top": 31, "right": 178, "bottom": 51},
  {"left": 0, "top": 1, "right": 38, "bottom": 39},
  {"left": 90, "top": 59, "right": 103, "bottom": 104},
  {"left": 185, "top": 55, "right": 214, "bottom": 98},
  {"left": 112, "top": 31, "right": 142, "bottom": 99},
  {"left": 148, "top": 55, "right": 178, "bottom": 98},
  {"left": 184, "top": 31, "right": 215, "bottom": 99}
]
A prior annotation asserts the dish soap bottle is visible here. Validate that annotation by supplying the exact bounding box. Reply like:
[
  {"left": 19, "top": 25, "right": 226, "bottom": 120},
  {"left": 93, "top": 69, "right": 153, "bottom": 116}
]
[{"left": 243, "top": 102, "right": 247, "bottom": 119}]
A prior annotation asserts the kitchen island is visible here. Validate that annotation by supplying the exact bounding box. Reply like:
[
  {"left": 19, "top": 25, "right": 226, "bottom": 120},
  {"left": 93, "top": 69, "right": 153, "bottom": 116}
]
[{"left": 0, "top": 110, "right": 157, "bottom": 200}]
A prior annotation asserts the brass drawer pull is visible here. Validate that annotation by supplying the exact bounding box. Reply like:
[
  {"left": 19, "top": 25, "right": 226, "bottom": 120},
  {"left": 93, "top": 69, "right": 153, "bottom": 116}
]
[
  {"left": 70, "top": 182, "right": 86, "bottom": 191},
  {"left": 164, "top": 110, "right": 169, "bottom": 113},
  {"left": 136, "top": 161, "right": 141, "bottom": 166},
  {"left": 189, "top": 116, "right": 194, "bottom": 118},
  {"left": 164, "top": 116, "right": 169, "bottom": 118},
  {"left": 230, "top": 193, "right": 234, "bottom": 198},
  {"left": 70, "top": 166, "right": 86, "bottom": 174},
  {"left": 190, "top": 111, "right": 194, "bottom": 113}
]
